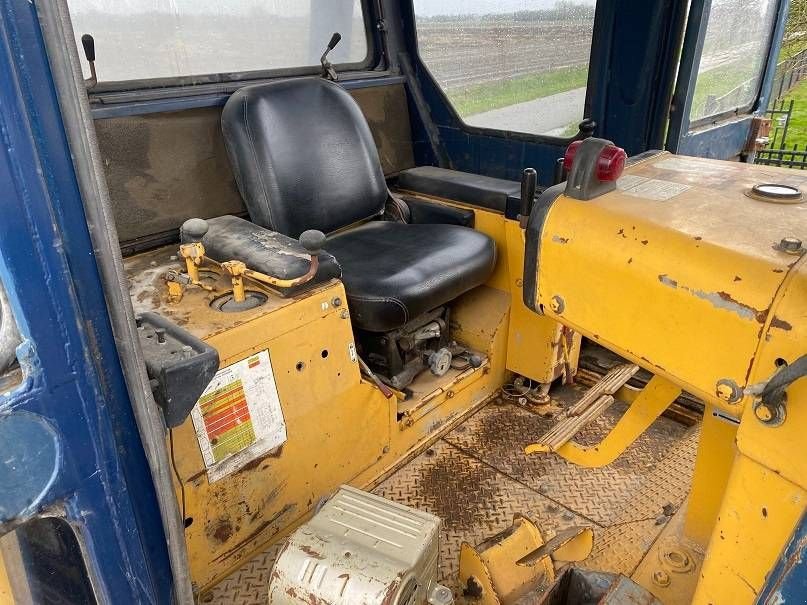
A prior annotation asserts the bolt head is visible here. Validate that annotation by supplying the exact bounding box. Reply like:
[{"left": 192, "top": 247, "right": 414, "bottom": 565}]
[
  {"left": 780, "top": 237, "right": 803, "bottom": 253},
  {"left": 755, "top": 404, "right": 773, "bottom": 422},
  {"left": 652, "top": 569, "right": 671, "bottom": 587},
  {"left": 550, "top": 295, "right": 565, "bottom": 313},
  {"left": 716, "top": 384, "right": 733, "bottom": 400}
]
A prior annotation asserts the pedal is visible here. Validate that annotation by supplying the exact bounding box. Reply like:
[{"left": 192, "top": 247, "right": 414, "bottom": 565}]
[{"left": 526, "top": 363, "right": 639, "bottom": 454}]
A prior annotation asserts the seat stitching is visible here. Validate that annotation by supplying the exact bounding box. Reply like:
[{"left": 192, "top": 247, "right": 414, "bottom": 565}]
[
  {"left": 347, "top": 293, "right": 409, "bottom": 324},
  {"left": 242, "top": 95, "right": 277, "bottom": 230}
]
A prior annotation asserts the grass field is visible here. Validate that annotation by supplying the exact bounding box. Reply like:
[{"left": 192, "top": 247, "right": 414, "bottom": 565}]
[
  {"left": 780, "top": 77, "right": 807, "bottom": 147},
  {"left": 447, "top": 64, "right": 589, "bottom": 117}
]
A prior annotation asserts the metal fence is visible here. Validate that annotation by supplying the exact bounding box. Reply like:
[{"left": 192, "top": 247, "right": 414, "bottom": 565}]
[
  {"left": 771, "top": 47, "right": 807, "bottom": 100},
  {"left": 754, "top": 51, "right": 807, "bottom": 169}
]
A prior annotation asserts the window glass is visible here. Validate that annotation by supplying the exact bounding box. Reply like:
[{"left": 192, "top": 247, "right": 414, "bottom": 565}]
[
  {"left": 67, "top": 0, "right": 369, "bottom": 83},
  {"left": 414, "top": 0, "right": 597, "bottom": 137},
  {"left": 690, "top": 0, "right": 778, "bottom": 122}
]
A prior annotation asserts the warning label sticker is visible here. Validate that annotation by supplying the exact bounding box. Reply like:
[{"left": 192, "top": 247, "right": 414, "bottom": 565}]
[
  {"left": 617, "top": 175, "right": 691, "bottom": 201},
  {"left": 191, "top": 349, "right": 286, "bottom": 483}
]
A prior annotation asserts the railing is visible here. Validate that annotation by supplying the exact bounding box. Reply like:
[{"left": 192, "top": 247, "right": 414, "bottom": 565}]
[
  {"left": 771, "top": 47, "right": 807, "bottom": 100},
  {"left": 756, "top": 147, "right": 807, "bottom": 169}
]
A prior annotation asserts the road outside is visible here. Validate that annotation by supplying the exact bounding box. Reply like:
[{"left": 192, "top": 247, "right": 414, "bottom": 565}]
[
  {"left": 416, "top": 7, "right": 595, "bottom": 136},
  {"left": 465, "top": 87, "right": 586, "bottom": 135}
]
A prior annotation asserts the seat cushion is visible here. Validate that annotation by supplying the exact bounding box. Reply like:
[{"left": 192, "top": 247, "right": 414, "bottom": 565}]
[{"left": 325, "top": 222, "right": 496, "bottom": 332}]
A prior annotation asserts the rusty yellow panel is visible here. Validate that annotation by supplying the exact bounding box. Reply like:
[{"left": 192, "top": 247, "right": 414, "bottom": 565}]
[
  {"left": 684, "top": 406, "right": 738, "bottom": 547},
  {"left": 692, "top": 456, "right": 805, "bottom": 604},
  {"left": 0, "top": 552, "right": 12, "bottom": 604},
  {"left": 505, "top": 221, "right": 580, "bottom": 384},
  {"left": 127, "top": 247, "right": 515, "bottom": 592},
  {"left": 534, "top": 155, "right": 805, "bottom": 412},
  {"left": 737, "top": 256, "right": 807, "bottom": 490},
  {"left": 171, "top": 291, "right": 390, "bottom": 589}
]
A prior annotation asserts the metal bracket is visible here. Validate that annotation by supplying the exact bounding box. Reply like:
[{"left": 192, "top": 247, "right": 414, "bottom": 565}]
[{"left": 544, "top": 375, "right": 681, "bottom": 469}]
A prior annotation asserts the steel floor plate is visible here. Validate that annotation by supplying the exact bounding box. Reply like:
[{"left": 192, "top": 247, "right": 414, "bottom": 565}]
[{"left": 202, "top": 388, "right": 699, "bottom": 604}]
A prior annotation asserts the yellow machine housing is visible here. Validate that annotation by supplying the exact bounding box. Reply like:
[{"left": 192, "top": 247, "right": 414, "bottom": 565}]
[{"left": 525, "top": 151, "right": 807, "bottom": 603}]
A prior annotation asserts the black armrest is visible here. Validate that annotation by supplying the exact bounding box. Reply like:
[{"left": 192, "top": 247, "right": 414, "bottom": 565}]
[
  {"left": 402, "top": 197, "right": 475, "bottom": 227},
  {"left": 397, "top": 166, "right": 522, "bottom": 214}
]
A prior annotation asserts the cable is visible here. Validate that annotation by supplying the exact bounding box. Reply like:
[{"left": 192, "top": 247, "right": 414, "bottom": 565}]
[{"left": 168, "top": 428, "right": 187, "bottom": 524}]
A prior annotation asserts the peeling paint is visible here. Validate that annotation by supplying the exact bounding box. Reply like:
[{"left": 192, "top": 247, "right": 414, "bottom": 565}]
[{"left": 657, "top": 275, "right": 767, "bottom": 322}]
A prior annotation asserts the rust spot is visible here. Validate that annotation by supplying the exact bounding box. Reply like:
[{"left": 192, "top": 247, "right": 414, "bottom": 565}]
[
  {"left": 187, "top": 468, "right": 208, "bottom": 483},
  {"left": 617, "top": 228, "right": 627, "bottom": 239},
  {"left": 716, "top": 291, "right": 768, "bottom": 323},
  {"left": 627, "top": 257, "right": 633, "bottom": 264},
  {"left": 734, "top": 275, "right": 742, "bottom": 282},
  {"left": 762, "top": 507, "right": 768, "bottom": 518},
  {"left": 552, "top": 235, "right": 569, "bottom": 244},
  {"left": 640, "top": 239, "right": 649, "bottom": 245},
  {"left": 208, "top": 518, "right": 233, "bottom": 544},
  {"left": 694, "top": 236, "right": 703, "bottom": 241},
  {"left": 299, "top": 544, "right": 326, "bottom": 560},
  {"left": 382, "top": 574, "right": 404, "bottom": 605},
  {"left": 770, "top": 316, "right": 793, "bottom": 331},
  {"left": 213, "top": 503, "right": 295, "bottom": 562},
  {"left": 239, "top": 447, "right": 284, "bottom": 475},
  {"left": 773, "top": 268, "right": 784, "bottom": 273}
]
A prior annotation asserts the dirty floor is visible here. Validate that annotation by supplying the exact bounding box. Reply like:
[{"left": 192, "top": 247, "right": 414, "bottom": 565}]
[{"left": 203, "top": 386, "right": 698, "bottom": 604}]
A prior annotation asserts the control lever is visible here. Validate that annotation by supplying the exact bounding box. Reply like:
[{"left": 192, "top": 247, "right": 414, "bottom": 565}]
[
  {"left": 174, "top": 219, "right": 324, "bottom": 304},
  {"left": 320, "top": 32, "right": 342, "bottom": 81},
  {"left": 518, "top": 168, "right": 537, "bottom": 229},
  {"left": 81, "top": 34, "right": 98, "bottom": 90}
]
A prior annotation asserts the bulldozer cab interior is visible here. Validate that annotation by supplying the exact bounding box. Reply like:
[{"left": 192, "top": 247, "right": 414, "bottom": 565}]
[{"left": 0, "top": 1, "right": 805, "bottom": 604}]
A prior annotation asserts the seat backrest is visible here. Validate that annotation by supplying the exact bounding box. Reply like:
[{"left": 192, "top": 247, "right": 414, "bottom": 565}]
[{"left": 221, "top": 78, "right": 388, "bottom": 238}]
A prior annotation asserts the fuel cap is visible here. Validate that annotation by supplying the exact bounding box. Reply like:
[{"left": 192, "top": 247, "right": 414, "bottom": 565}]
[{"left": 746, "top": 183, "right": 803, "bottom": 204}]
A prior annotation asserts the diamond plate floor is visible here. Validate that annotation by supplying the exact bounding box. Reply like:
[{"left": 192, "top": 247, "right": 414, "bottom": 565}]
[{"left": 202, "top": 388, "right": 699, "bottom": 604}]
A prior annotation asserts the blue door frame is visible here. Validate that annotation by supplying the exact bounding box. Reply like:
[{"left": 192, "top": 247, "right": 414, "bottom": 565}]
[
  {"left": 0, "top": 0, "right": 171, "bottom": 602},
  {"left": 0, "top": 0, "right": 803, "bottom": 603}
]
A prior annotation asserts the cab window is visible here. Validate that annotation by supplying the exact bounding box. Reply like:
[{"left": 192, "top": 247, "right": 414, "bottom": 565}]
[
  {"left": 689, "top": 0, "right": 779, "bottom": 122},
  {"left": 66, "top": 0, "right": 370, "bottom": 84},
  {"left": 413, "top": 0, "right": 597, "bottom": 137}
]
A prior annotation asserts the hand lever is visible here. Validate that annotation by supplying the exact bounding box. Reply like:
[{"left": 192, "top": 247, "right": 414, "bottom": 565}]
[
  {"left": 178, "top": 218, "right": 209, "bottom": 283},
  {"left": 320, "top": 32, "right": 342, "bottom": 81},
  {"left": 519, "top": 168, "right": 537, "bottom": 229},
  {"left": 81, "top": 34, "right": 98, "bottom": 90}
]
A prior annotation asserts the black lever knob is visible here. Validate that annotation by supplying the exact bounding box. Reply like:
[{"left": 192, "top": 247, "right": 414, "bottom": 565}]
[
  {"left": 81, "top": 34, "right": 95, "bottom": 62},
  {"left": 579, "top": 118, "right": 597, "bottom": 139},
  {"left": 180, "top": 218, "right": 209, "bottom": 244},
  {"left": 299, "top": 230, "right": 326, "bottom": 256},
  {"left": 519, "top": 168, "right": 537, "bottom": 227},
  {"left": 327, "top": 32, "right": 342, "bottom": 50}
]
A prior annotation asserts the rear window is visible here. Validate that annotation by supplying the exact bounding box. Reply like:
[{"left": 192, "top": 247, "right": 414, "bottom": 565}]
[{"left": 66, "top": 0, "right": 370, "bottom": 84}]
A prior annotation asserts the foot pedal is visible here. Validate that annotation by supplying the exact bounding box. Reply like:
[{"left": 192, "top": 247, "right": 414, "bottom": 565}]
[{"left": 527, "top": 363, "right": 639, "bottom": 454}]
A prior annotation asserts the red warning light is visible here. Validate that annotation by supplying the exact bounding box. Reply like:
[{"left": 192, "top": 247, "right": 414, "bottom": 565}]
[
  {"left": 596, "top": 145, "right": 627, "bottom": 182},
  {"left": 563, "top": 141, "right": 627, "bottom": 182}
]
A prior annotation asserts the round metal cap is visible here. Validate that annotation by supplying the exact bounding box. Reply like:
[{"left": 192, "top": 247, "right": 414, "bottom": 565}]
[{"left": 746, "top": 183, "right": 803, "bottom": 204}]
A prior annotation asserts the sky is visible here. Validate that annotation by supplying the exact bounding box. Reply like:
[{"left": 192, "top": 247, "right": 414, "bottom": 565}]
[
  {"left": 413, "top": 0, "right": 597, "bottom": 18},
  {"left": 69, "top": 0, "right": 596, "bottom": 17}
]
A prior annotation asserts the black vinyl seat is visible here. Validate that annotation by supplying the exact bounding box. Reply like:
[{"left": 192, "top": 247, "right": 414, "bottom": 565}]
[{"left": 221, "top": 77, "right": 496, "bottom": 332}]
